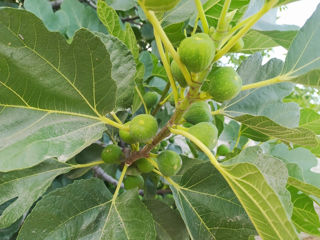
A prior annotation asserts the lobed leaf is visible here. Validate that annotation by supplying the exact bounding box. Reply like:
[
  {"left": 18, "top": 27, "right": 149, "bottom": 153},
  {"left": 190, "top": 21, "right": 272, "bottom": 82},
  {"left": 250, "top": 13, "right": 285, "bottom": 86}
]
[
  {"left": 18, "top": 179, "right": 156, "bottom": 240},
  {"left": 0, "top": 159, "right": 72, "bottom": 228}
]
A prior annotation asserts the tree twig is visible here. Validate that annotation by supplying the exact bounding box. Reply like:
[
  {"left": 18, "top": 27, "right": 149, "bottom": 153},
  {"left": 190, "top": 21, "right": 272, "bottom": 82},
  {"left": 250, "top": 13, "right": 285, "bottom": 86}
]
[{"left": 93, "top": 166, "right": 124, "bottom": 188}]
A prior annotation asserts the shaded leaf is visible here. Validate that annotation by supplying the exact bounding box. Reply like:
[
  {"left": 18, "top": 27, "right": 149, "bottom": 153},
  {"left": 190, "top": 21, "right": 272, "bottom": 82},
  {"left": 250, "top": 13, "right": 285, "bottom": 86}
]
[
  {"left": 96, "top": 33, "right": 136, "bottom": 110},
  {"left": 0, "top": 159, "right": 72, "bottom": 228},
  {"left": 144, "top": 200, "right": 189, "bottom": 240},
  {"left": 291, "top": 69, "right": 320, "bottom": 88},
  {"left": 18, "top": 179, "right": 156, "bottom": 240}
]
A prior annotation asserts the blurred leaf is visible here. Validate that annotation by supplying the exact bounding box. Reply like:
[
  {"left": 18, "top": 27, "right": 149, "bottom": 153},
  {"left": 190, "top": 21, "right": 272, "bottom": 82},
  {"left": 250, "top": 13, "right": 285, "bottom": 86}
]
[
  {"left": 106, "top": 0, "right": 135, "bottom": 11},
  {"left": 18, "top": 179, "right": 157, "bottom": 240},
  {"left": 291, "top": 69, "right": 320, "bottom": 88},
  {"left": 242, "top": 30, "right": 297, "bottom": 53},
  {"left": 267, "top": 144, "right": 320, "bottom": 199},
  {"left": 289, "top": 186, "right": 320, "bottom": 236},
  {"left": 25, "top": 0, "right": 107, "bottom": 38},
  {"left": 235, "top": 114, "right": 318, "bottom": 147},
  {"left": 225, "top": 54, "right": 300, "bottom": 128},
  {"left": 282, "top": 4, "right": 320, "bottom": 78},
  {"left": 299, "top": 108, "right": 320, "bottom": 134},
  {"left": 0, "top": 160, "right": 72, "bottom": 228},
  {"left": 144, "top": 200, "right": 189, "bottom": 240}
]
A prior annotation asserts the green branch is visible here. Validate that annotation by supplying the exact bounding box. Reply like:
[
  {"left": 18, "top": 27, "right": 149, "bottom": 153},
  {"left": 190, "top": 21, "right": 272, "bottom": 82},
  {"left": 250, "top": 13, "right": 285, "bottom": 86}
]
[{"left": 194, "top": 0, "right": 209, "bottom": 34}]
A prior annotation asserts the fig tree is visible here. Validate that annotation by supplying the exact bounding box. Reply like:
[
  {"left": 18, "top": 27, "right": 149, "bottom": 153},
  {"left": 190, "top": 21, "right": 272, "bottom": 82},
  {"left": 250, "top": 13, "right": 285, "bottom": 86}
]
[
  {"left": 135, "top": 158, "right": 154, "bottom": 173},
  {"left": 130, "top": 114, "right": 158, "bottom": 143},
  {"left": 143, "top": 0, "right": 181, "bottom": 12},
  {"left": 183, "top": 101, "right": 212, "bottom": 124},
  {"left": 171, "top": 60, "right": 187, "bottom": 87},
  {"left": 119, "top": 122, "right": 136, "bottom": 144},
  {"left": 178, "top": 33, "right": 215, "bottom": 73},
  {"left": 101, "top": 145, "right": 123, "bottom": 164},
  {"left": 157, "top": 150, "right": 182, "bottom": 176},
  {"left": 124, "top": 175, "right": 144, "bottom": 190},
  {"left": 205, "top": 67, "right": 242, "bottom": 102},
  {"left": 187, "top": 122, "right": 218, "bottom": 149},
  {"left": 143, "top": 92, "right": 159, "bottom": 108}
]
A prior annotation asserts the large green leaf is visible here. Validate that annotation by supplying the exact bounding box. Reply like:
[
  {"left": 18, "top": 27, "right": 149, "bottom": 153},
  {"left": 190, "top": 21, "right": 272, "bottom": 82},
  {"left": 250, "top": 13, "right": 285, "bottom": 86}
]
[
  {"left": 18, "top": 179, "right": 156, "bottom": 240},
  {"left": 106, "top": 0, "right": 135, "bottom": 11},
  {"left": 0, "top": 8, "right": 126, "bottom": 171},
  {"left": 97, "top": 0, "right": 139, "bottom": 60},
  {"left": 225, "top": 54, "right": 300, "bottom": 128},
  {"left": 0, "top": 159, "right": 72, "bottom": 228},
  {"left": 0, "top": 200, "right": 23, "bottom": 240},
  {"left": 282, "top": 3, "right": 320, "bottom": 78},
  {"left": 289, "top": 186, "right": 320, "bottom": 236},
  {"left": 24, "top": 0, "right": 107, "bottom": 38},
  {"left": 144, "top": 200, "right": 189, "bottom": 240},
  {"left": 221, "top": 148, "right": 299, "bottom": 240},
  {"left": 169, "top": 162, "right": 256, "bottom": 240}
]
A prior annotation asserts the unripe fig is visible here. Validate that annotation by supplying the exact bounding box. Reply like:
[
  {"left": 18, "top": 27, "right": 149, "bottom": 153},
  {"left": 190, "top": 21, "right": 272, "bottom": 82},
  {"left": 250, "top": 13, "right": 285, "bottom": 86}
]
[
  {"left": 178, "top": 33, "right": 215, "bottom": 73},
  {"left": 217, "top": 144, "right": 230, "bottom": 156},
  {"left": 205, "top": 67, "right": 242, "bottom": 102},
  {"left": 119, "top": 122, "right": 136, "bottom": 144},
  {"left": 183, "top": 101, "right": 212, "bottom": 125},
  {"left": 157, "top": 150, "right": 182, "bottom": 176},
  {"left": 101, "top": 145, "right": 123, "bottom": 164},
  {"left": 171, "top": 60, "right": 187, "bottom": 87},
  {"left": 135, "top": 158, "right": 154, "bottom": 173},
  {"left": 230, "top": 38, "right": 244, "bottom": 52},
  {"left": 143, "top": 0, "right": 181, "bottom": 12},
  {"left": 187, "top": 122, "right": 218, "bottom": 149},
  {"left": 124, "top": 175, "right": 144, "bottom": 190},
  {"left": 130, "top": 114, "right": 158, "bottom": 143},
  {"left": 143, "top": 92, "right": 159, "bottom": 109}
]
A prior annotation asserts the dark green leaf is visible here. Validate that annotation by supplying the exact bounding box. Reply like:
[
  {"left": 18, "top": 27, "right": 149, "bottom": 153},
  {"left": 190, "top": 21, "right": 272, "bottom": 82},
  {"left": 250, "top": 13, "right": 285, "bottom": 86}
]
[
  {"left": 18, "top": 179, "right": 156, "bottom": 240},
  {"left": 0, "top": 160, "right": 72, "bottom": 228},
  {"left": 144, "top": 200, "right": 189, "bottom": 240}
]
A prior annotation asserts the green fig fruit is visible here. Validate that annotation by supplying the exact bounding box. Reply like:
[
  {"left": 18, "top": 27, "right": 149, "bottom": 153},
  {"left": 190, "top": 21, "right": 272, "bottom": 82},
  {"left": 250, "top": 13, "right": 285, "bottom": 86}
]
[
  {"left": 217, "top": 144, "right": 230, "bottom": 156},
  {"left": 143, "top": 92, "right": 159, "bottom": 109},
  {"left": 183, "top": 101, "right": 212, "bottom": 125},
  {"left": 130, "top": 114, "right": 158, "bottom": 143},
  {"left": 187, "top": 122, "right": 218, "bottom": 149},
  {"left": 178, "top": 33, "right": 215, "bottom": 73},
  {"left": 101, "top": 145, "right": 123, "bottom": 164},
  {"left": 124, "top": 175, "right": 144, "bottom": 190},
  {"left": 143, "top": 0, "right": 181, "bottom": 12},
  {"left": 157, "top": 150, "right": 182, "bottom": 176},
  {"left": 135, "top": 158, "right": 154, "bottom": 173},
  {"left": 119, "top": 122, "right": 136, "bottom": 144},
  {"left": 205, "top": 67, "right": 242, "bottom": 102}
]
